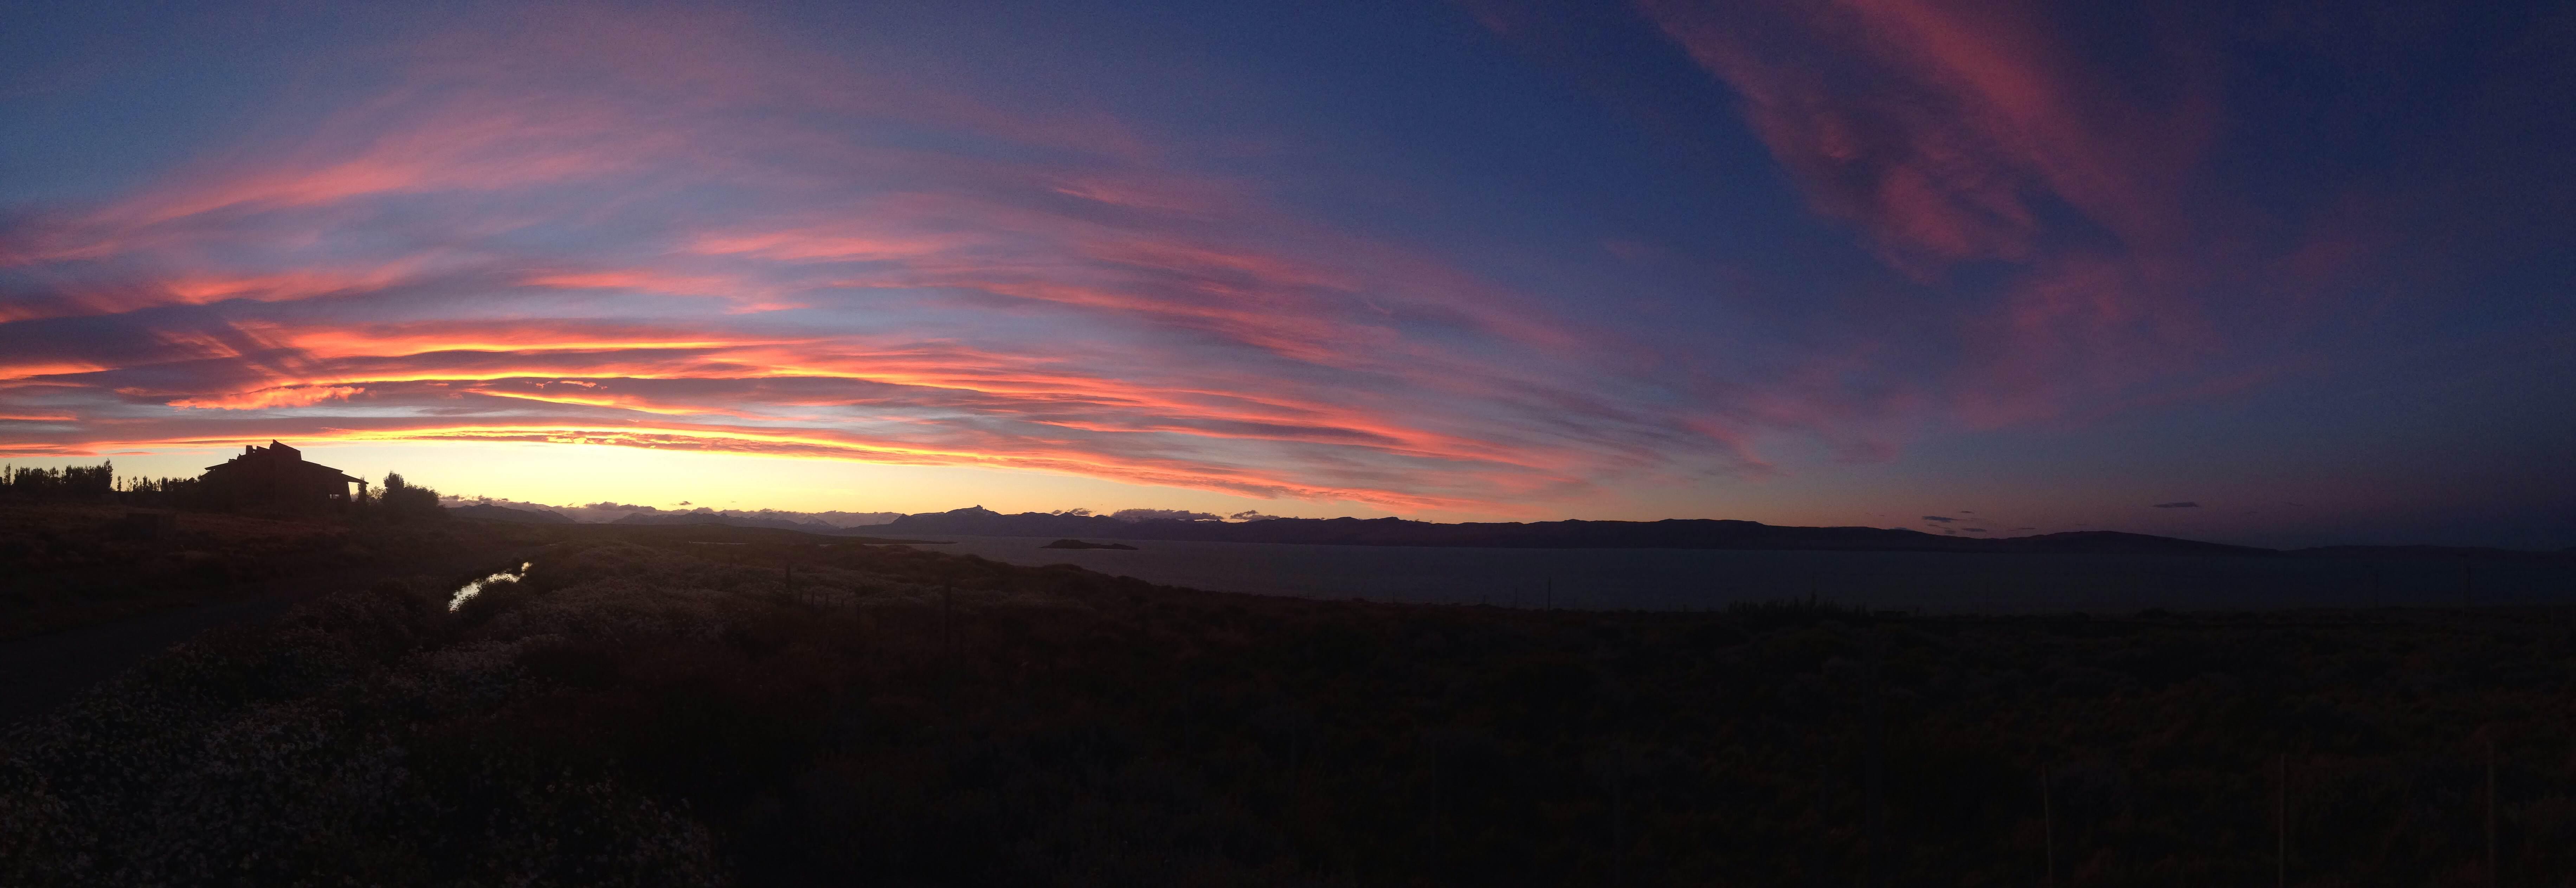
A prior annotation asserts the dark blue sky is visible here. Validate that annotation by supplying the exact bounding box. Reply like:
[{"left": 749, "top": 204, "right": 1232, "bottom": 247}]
[{"left": 2, "top": 0, "right": 2570, "bottom": 547}]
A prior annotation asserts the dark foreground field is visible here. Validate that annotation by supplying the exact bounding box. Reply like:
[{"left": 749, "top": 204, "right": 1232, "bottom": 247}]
[
  {"left": 0, "top": 502, "right": 552, "bottom": 641},
  {"left": 5, "top": 525, "right": 2574, "bottom": 886}
]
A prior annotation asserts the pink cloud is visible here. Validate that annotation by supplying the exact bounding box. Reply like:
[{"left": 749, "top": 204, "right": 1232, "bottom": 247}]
[
  {"left": 1637, "top": 0, "right": 2212, "bottom": 270},
  {"left": 685, "top": 230, "right": 980, "bottom": 263},
  {"left": 169, "top": 385, "right": 364, "bottom": 410},
  {"left": 0, "top": 6, "right": 1785, "bottom": 514},
  {"left": 1625, "top": 0, "right": 2375, "bottom": 430}
]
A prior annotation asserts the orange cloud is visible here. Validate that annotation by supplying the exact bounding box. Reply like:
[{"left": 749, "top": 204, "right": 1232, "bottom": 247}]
[
  {"left": 686, "top": 229, "right": 978, "bottom": 262},
  {"left": 274, "top": 322, "right": 800, "bottom": 360},
  {"left": 0, "top": 7, "right": 1767, "bottom": 515},
  {"left": 169, "top": 386, "right": 365, "bottom": 410},
  {"left": 160, "top": 269, "right": 411, "bottom": 305},
  {"left": 0, "top": 361, "right": 107, "bottom": 381}
]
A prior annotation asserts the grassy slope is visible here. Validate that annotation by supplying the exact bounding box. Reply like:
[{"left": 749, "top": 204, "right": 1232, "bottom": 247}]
[
  {"left": 4, "top": 526, "right": 2573, "bottom": 886},
  {"left": 0, "top": 503, "right": 552, "bottom": 639}
]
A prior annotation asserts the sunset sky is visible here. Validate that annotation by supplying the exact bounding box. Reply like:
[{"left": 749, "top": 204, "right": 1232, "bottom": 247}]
[{"left": 3, "top": 1, "right": 2570, "bottom": 547}]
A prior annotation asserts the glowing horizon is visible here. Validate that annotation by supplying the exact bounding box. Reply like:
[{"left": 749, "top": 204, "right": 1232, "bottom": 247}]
[{"left": 4, "top": 2, "right": 2570, "bottom": 548}]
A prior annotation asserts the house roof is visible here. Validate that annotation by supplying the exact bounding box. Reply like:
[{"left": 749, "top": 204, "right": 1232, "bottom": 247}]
[{"left": 202, "top": 440, "right": 362, "bottom": 483}]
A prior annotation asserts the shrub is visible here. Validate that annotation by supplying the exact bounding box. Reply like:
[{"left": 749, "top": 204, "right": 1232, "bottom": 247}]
[{"left": 377, "top": 473, "right": 446, "bottom": 523}]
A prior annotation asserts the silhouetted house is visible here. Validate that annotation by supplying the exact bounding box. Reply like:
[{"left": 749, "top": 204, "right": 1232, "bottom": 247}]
[{"left": 200, "top": 440, "right": 363, "bottom": 511}]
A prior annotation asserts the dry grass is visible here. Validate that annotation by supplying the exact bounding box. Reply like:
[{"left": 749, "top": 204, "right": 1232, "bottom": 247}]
[
  {"left": 0, "top": 503, "right": 548, "bottom": 639},
  {"left": 5, "top": 527, "right": 2574, "bottom": 886}
]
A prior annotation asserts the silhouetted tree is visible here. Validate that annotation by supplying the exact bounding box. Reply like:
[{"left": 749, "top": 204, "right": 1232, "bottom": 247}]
[
  {"left": 0, "top": 461, "right": 115, "bottom": 500},
  {"left": 379, "top": 471, "right": 446, "bottom": 522},
  {"left": 108, "top": 473, "right": 208, "bottom": 509}
]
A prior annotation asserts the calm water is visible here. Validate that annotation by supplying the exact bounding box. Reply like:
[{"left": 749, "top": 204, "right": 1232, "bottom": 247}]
[{"left": 895, "top": 535, "right": 2576, "bottom": 613}]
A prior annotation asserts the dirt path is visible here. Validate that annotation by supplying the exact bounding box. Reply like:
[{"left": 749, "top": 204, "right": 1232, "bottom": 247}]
[{"left": 0, "top": 545, "right": 548, "bottom": 727}]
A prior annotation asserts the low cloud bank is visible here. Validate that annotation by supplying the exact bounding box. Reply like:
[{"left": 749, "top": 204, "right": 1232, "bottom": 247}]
[
  {"left": 443, "top": 495, "right": 901, "bottom": 527},
  {"left": 442, "top": 495, "right": 1283, "bottom": 526},
  {"left": 1107, "top": 508, "right": 1224, "bottom": 522}
]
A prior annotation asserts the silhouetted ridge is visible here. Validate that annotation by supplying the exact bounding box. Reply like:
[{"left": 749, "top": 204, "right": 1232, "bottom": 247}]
[
  {"left": 881, "top": 509, "right": 2279, "bottom": 555},
  {"left": 444, "top": 503, "right": 574, "bottom": 524},
  {"left": 610, "top": 510, "right": 880, "bottom": 535}
]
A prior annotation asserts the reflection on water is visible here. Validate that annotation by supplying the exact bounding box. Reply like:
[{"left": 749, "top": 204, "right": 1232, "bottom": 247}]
[
  {"left": 449, "top": 562, "right": 533, "bottom": 611},
  {"left": 897, "top": 536, "right": 2573, "bottom": 613}
]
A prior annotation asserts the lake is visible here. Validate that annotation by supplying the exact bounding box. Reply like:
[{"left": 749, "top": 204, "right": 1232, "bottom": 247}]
[{"left": 894, "top": 535, "right": 2575, "bottom": 612}]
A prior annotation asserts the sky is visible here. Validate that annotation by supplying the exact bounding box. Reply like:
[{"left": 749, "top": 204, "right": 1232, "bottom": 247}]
[{"left": 1, "top": 0, "right": 2570, "bottom": 548}]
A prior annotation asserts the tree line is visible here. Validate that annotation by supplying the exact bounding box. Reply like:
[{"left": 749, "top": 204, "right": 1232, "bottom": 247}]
[{"left": 0, "top": 460, "right": 445, "bottom": 521}]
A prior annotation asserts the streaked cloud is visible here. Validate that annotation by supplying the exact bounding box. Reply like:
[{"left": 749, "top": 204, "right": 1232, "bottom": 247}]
[
  {"left": 1623, "top": 0, "right": 2379, "bottom": 426},
  {"left": 7, "top": 1, "right": 2567, "bottom": 544},
  {"left": 167, "top": 385, "right": 363, "bottom": 411},
  {"left": 0, "top": 6, "right": 1777, "bottom": 514}
]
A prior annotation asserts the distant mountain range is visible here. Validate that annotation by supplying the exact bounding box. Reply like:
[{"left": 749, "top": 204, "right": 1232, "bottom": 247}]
[
  {"left": 881, "top": 506, "right": 2281, "bottom": 555},
  {"left": 444, "top": 503, "right": 574, "bottom": 524},
  {"left": 445, "top": 502, "right": 2570, "bottom": 559},
  {"left": 445, "top": 502, "right": 916, "bottom": 536},
  {"left": 605, "top": 510, "right": 874, "bottom": 535}
]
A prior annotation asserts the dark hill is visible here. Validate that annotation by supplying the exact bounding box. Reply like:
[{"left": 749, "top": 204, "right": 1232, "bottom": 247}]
[
  {"left": 445, "top": 503, "right": 573, "bottom": 524},
  {"left": 880, "top": 506, "right": 2276, "bottom": 556}
]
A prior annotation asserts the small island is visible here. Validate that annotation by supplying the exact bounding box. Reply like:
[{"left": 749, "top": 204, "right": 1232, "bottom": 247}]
[{"left": 1040, "top": 538, "right": 1137, "bottom": 550}]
